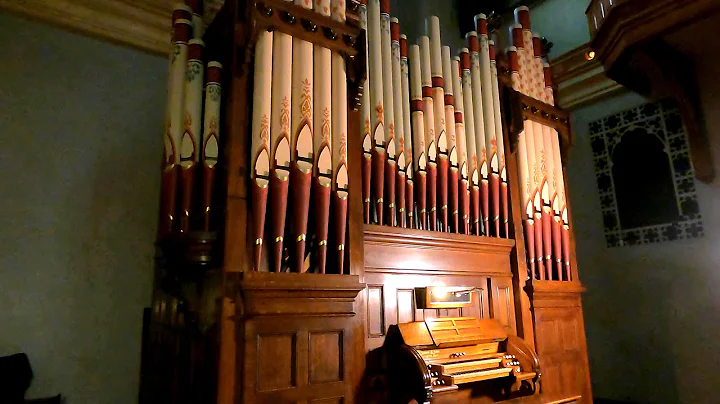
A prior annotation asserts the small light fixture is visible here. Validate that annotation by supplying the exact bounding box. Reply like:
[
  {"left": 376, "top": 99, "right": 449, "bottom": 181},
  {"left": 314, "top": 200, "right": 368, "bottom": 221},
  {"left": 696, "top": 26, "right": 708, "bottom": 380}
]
[{"left": 585, "top": 50, "right": 596, "bottom": 61}]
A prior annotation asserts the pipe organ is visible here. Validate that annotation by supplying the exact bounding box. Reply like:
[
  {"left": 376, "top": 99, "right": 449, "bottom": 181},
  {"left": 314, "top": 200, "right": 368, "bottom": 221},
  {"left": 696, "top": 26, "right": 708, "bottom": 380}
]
[{"left": 142, "top": 1, "right": 591, "bottom": 403}]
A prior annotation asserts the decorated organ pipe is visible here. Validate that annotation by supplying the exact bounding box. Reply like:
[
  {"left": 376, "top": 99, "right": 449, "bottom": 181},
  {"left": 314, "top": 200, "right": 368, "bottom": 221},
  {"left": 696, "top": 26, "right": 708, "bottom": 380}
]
[
  {"left": 504, "top": 5, "right": 573, "bottom": 281},
  {"left": 290, "top": 0, "right": 315, "bottom": 273},
  {"left": 313, "top": 0, "right": 333, "bottom": 274},
  {"left": 331, "top": 0, "right": 349, "bottom": 274},
  {"left": 409, "top": 44, "right": 428, "bottom": 230},
  {"left": 441, "top": 45, "right": 459, "bottom": 233},
  {"left": 201, "top": 62, "right": 222, "bottom": 233},
  {"left": 152, "top": 1, "right": 580, "bottom": 280},
  {"left": 159, "top": 18, "right": 191, "bottom": 237},
  {"left": 360, "top": 0, "right": 372, "bottom": 224},
  {"left": 250, "top": 30, "right": 272, "bottom": 271},
  {"left": 269, "top": 17, "right": 292, "bottom": 273},
  {"left": 419, "top": 36, "right": 438, "bottom": 231},
  {"left": 427, "top": 16, "right": 449, "bottom": 233},
  {"left": 459, "top": 48, "right": 482, "bottom": 236},
  {"left": 379, "top": 1, "right": 396, "bottom": 226},
  {"left": 400, "top": 35, "right": 414, "bottom": 229},
  {"left": 489, "top": 40, "right": 509, "bottom": 238},
  {"left": 474, "top": 14, "right": 500, "bottom": 238},
  {"left": 507, "top": 45, "right": 535, "bottom": 277},
  {"left": 452, "top": 56, "right": 470, "bottom": 235},
  {"left": 367, "top": 0, "right": 386, "bottom": 226},
  {"left": 466, "top": 31, "right": 490, "bottom": 236},
  {"left": 545, "top": 63, "right": 572, "bottom": 281},
  {"left": 510, "top": 16, "right": 544, "bottom": 279},
  {"left": 390, "top": 17, "right": 406, "bottom": 228},
  {"left": 179, "top": 39, "right": 205, "bottom": 234}
]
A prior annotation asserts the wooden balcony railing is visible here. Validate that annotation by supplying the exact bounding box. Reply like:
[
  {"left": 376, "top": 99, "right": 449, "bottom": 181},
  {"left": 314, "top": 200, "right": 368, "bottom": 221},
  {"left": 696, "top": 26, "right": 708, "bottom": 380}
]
[{"left": 586, "top": 0, "right": 624, "bottom": 38}]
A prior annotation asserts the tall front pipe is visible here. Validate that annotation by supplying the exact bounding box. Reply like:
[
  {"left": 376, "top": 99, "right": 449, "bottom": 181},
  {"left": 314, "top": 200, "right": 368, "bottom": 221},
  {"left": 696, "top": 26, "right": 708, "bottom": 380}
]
[
  {"left": 179, "top": 39, "right": 205, "bottom": 234},
  {"left": 269, "top": 24, "right": 293, "bottom": 273},
  {"left": 427, "top": 16, "right": 448, "bottom": 232},
  {"left": 289, "top": 0, "right": 315, "bottom": 273},
  {"left": 400, "top": 35, "right": 414, "bottom": 229},
  {"left": 467, "top": 32, "right": 489, "bottom": 236},
  {"left": 459, "top": 48, "right": 481, "bottom": 236},
  {"left": 489, "top": 40, "right": 509, "bottom": 238},
  {"left": 359, "top": 0, "right": 372, "bottom": 224},
  {"left": 409, "top": 44, "right": 428, "bottom": 230},
  {"left": 475, "top": 14, "right": 500, "bottom": 237},
  {"left": 508, "top": 46, "right": 535, "bottom": 278},
  {"left": 331, "top": 0, "right": 349, "bottom": 274},
  {"left": 390, "top": 17, "right": 406, "bottom": 228},
  {"left": 441, "top": 45, "right": 459, "bottom": 233},
  {"left": 313, "top": 0, "right": 333, "bottom": 274},
  {"left": 201, "top": 61, "right": 223, "bottom": 232},
  {"left": 419, "top": 36, "right": 437, "bottom": 231},
  {"left": 380, "top": 0, "right": 396, "bottom": 226},
  {"left": 367, "top": 0, "right": 386, "bottom": 225},
  {"left": 160, "top": 19, "right": 191, "bottom": 236},
  {"left": 249, "top": 32, "right": 272, "bottom": 271},
  {"left": 452, "top": 56, "right": 470, "bottom": 235}
]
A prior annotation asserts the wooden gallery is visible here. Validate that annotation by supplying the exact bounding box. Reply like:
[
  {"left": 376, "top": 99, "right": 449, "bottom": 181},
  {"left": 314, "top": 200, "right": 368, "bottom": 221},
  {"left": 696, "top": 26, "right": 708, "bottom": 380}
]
[{"left": 142, "top": 0, "right": 591, "bottom": 402}]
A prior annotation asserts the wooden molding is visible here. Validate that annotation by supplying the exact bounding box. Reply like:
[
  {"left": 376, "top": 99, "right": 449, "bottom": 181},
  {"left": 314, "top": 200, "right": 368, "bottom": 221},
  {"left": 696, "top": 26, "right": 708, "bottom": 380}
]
[
  {"left": 589, "top": 0, "right": 720, "bottom": 70},
  {"left": 0, "top": 0, "right": 224, "bottom": 55},
  {"left": 550, "top": 43, "right": 626, "bottom": 110}
]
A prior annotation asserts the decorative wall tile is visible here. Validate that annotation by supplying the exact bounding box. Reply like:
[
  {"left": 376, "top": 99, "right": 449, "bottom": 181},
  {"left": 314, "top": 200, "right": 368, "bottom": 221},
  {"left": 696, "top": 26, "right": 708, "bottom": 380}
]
[{"left": 588, "top": 99, "right": 703, "bottom": 247}]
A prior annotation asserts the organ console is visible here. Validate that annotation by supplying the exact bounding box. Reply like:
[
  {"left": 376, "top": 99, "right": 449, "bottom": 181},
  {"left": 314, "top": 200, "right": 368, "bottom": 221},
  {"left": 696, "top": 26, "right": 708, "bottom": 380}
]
[
  {"left": 141, "top": 1, "right": 591, "bottom": 403},
  {"left": 373, "top": 286, "right": 541, "bottom": 402}
]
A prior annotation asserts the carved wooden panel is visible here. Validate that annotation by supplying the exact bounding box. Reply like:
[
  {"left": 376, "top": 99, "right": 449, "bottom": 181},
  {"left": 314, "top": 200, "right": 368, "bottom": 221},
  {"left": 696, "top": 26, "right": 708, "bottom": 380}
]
[
  {"left": 396, "top": 289, "right": 415, "bottom": 324},
  {"left": 242, "top": 317, "right": 355, "bottom": 403},
  {"left": 309, "top": 332, "right": 343, "bottom": 384},
  {"left": 367, "top": 285, "right": 385, "bottom": 338},
  {"left": 257, "top": 334, "right": 297, "bottom": 391},
  {"left": 489, "top": 277, "right": 517, "bottom": 333},
  {"left": 531, "top": 291, "right": 592, "bottom": 403}
]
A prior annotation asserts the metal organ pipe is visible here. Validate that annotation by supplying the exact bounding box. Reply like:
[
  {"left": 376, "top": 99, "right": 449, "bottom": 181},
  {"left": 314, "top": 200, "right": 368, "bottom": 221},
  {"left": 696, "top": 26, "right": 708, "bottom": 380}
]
[
  {"left": 419, "top": 36, "right": 437, "bottom": 231},
  {"left": 400, "top": 35, "right": 414, "bottom": 229},
  {"left": 269, "top": 14, "right": 292, "bottom": 273},
  {"left": 427, "top": 16, "right": 449, "bottom": 232},
  {"left": 409, "top": 44, "right": 428, "bottom": 230},
  {"left": 459, "top": 48, "right": 482, "bottom": 237},
  {"left": 391, "top": 17, "right": 406, "bottom": 228},
  {"left": 331, "top": 0, "right": 349, "bottom": 274},
  {"left": 250, "top": 31, "right": 272, "bottom": 271},
  {"left": 313, "top": 0, "right": 333, "bottom": 274},
  {"left": 367, "top": 0, "right": 386, "bottom": 226},
  {"left": 474, "top": 14, "right": 500, "bottom": 237},
  {"left": 441, "top": 45, "right": 459, "bottom": 233},
  {"left": 359, "top": 0, "right": 372, "bottom": 224},
  {"left": 452, "top": 56, "right": 470, "bottom": 235}
]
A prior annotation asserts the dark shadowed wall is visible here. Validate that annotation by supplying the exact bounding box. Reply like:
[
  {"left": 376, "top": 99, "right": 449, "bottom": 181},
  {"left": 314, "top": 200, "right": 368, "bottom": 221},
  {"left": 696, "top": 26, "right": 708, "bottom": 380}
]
[{"left": 0, "top": 12, "right": 165, "bottom": 403}]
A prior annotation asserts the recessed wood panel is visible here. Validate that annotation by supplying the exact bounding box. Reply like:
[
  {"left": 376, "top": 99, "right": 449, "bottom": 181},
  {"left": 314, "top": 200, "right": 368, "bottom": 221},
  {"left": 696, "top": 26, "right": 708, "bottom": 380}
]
[
  {"left": 561, "top": 317, "right": 580, "bottom": 351},
  {"left": 396, "top": 289, "right": 415, "bottom": 324},
  {"left": 533, "top": 303, "right": 591, "bottom": 402},
  {"left": 367, "top": 285, "right": 384, "bottom": 337},
  {"left": 561, "top": 361, "right": 582, "bottom": 395},
  {"left": 489, "top": 277, "right": 517, "bottom": 333},
  {"left": 309, "top": 332, "right": 343, "bottom": 384},
  {"left": 309, "top": 397, "right": 344, "bottom": 404},
  {"left": 257, "top": 333, "right": 296, "bottom": 391}
]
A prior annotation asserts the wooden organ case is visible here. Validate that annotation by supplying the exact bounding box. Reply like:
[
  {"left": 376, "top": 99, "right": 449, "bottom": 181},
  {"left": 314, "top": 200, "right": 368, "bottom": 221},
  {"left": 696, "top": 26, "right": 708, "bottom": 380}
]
[{"left": 141, "top": 1, "right": 591, "bottom": 404}]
